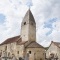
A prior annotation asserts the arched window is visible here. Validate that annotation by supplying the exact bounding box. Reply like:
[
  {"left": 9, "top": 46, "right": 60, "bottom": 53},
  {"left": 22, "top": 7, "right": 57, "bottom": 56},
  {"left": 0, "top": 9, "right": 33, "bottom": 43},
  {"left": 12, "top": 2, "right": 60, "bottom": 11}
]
[
  {"left": 31, "top": 23, "right": 33, "bottom": 25},
  {"left": 5, "top": 46, "right": 7, "bottom": 51},
  {"left": 24, "top": 22, "right": 26, "bottom": 25},
  {"left": 17, "top": 51, "right": 19, "bottom": 54},
  {"left": 40, "top": 58, "right": 42, "bottom": 60},
  {"left": 8, "top": 52, "right": 10, "bottom": 57},
  {"left": 29, "top": 51, "right": 31, "bottom": 54}
]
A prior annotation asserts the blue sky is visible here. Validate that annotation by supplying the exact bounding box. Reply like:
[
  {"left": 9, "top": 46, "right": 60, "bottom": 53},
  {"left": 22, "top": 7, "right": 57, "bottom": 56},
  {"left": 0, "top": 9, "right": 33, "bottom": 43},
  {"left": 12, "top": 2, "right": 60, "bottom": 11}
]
[
  {"left": 44, "top": 18, "right": 57, "bottom": 28},
  {"left": 0, "top": 14, "right": 6, "bottom": 24},
  {"left": 44, "top": 18, "right": 57, "bottom": 36},
  {"left": 0, "top": 0, "right": 60, "bottom": 47}
]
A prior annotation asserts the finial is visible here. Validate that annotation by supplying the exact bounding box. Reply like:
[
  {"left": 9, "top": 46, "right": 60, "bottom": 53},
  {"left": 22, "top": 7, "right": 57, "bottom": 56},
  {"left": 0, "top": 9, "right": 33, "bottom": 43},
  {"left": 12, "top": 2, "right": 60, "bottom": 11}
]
[
  {"left": 29, "top": 4, "right": 31, "bottom": 9},
  {"left": 26, "top": 0, "right": 33, "bottom": 9},
  {"left": 27, "top": 3, "right": 32, "bottom": 9}
]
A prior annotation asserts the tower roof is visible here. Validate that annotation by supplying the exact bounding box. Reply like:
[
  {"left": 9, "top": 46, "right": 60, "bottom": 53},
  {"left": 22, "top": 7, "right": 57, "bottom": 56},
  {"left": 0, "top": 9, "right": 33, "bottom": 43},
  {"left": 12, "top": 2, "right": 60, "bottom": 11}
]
[{"left": 22, "top": 9, "right": 36, "bottom": 24}]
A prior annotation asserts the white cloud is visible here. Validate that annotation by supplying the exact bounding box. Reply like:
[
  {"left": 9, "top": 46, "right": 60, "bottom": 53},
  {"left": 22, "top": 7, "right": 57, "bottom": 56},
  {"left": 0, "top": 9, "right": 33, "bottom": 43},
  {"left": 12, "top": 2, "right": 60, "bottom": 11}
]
[
  {"left": 31, "top": 0, "right": 60, "bottom": 47},
  {"left": 0, "top": 0, "right": 60, "bottom": 47},
  {"left": 0, "top": 0, "right": 26, "bottom": 43}
]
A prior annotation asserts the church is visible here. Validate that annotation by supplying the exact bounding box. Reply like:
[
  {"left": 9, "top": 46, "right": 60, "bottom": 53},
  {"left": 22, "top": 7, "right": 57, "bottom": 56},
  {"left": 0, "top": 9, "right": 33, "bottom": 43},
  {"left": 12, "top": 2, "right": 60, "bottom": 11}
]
[{"left": 0, "top": 9, "right": 45, "bottom": 60}]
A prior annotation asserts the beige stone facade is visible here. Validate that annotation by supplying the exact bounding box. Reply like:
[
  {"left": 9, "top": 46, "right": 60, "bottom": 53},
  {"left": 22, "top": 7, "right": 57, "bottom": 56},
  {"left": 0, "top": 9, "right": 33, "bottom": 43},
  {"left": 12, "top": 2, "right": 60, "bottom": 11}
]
[
  {"left": 0, "top": 41, "right": 45, "bottom": 60},
  {"left": 46, "top": 41, "right": 60, "bottom": 60},
  {"left": 0, "top": 9, "right": 45, "bottom": 60},
  {"left": 21, "top": 9, "right": 36, "bottom": 42},
  {"left": 26, "top": 48, "right": 45, "bottom": 60}
]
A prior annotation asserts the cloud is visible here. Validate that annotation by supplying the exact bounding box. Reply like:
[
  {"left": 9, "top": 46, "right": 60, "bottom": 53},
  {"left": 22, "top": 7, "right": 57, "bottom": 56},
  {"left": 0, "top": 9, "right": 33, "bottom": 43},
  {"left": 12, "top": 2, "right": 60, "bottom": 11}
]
[
  {"left": 0, "top": 0, "right": 60, "bottom": 47},
  {"left": 31, "top": 0, "right": 60, "bottom": 47},
  {"left": 44, "top": 18, "right": 57, "bottom": 28},
  {"left": 26, "top": 0, "right": 33, "bottom": 7}
]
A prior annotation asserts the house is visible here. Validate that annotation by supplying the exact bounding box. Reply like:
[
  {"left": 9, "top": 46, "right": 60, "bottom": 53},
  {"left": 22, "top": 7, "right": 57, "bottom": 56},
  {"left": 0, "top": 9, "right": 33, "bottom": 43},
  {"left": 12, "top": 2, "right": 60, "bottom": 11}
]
[
  {"left": 46, "top": 41, "right": 60, "bottom": 60},
  {"left": 0, "top": 9, "right": 45, "bottom": 60}
]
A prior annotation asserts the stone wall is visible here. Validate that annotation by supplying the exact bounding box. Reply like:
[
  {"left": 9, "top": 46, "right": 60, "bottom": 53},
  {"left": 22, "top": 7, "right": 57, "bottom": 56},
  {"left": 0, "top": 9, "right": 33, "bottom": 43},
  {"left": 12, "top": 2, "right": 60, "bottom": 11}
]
[
  {"left": 46, "top": 43, "right": 60, "bottom": 60},
  {"left": 26, "top": 48, "right": 45, "bottom": 60},
  {"left": 16, "top": 45, "right": 24, "bottom": 58},
  {"left": 0, "top": 42, "right": 17, "bottom": 57}
]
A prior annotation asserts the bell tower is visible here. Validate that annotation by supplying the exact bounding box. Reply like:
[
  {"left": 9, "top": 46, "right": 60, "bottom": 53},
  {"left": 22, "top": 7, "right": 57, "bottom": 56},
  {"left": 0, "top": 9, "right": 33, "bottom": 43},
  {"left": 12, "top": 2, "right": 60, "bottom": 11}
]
[{"left": 21, "top": 9, "right": 36, "bottom": 42}]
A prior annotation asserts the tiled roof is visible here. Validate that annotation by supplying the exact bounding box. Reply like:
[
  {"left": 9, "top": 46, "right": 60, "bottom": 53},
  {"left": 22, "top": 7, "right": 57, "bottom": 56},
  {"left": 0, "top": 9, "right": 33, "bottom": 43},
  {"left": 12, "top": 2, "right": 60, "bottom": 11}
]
[
  {"left": 25, "top": 41, "right": 44, "bottom": 48},
  {"left": 0, "top": 35, "right": 21, "bottom": 45},
  {"left": 52, "top": 41, "right": 60, "bottom": 48},
  {"left": 16, "top": 41, "right": 44, "bottom": 48},
  {"left": 45, "top": 41, "right": 60, "bottom": 51},
  {"left": 0, "top": 35, "right": 44, "bottom": 49}
]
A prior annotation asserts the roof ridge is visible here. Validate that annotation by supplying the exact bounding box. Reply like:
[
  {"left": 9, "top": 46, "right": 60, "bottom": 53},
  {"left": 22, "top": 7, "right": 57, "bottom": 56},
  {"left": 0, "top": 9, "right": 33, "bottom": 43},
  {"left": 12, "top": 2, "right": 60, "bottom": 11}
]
[
  {"left": 25, "top": 41, "right": 44, "bottom": 48},
  {"left": 25, "top": 41, "right": 33, "bottom": 48},
  {"left": 52, "top": 41, "right": 60, "bottom": 48},
  {"left": 0, "top": 35, "right": 20, "bottom": 45}
]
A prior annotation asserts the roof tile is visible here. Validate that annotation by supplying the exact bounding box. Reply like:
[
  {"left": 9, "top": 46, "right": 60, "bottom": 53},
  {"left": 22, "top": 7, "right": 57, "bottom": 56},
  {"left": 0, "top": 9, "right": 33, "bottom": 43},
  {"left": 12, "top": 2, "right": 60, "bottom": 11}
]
[{"left": 0, "top": 35, "right": 20, "bottom": 45}]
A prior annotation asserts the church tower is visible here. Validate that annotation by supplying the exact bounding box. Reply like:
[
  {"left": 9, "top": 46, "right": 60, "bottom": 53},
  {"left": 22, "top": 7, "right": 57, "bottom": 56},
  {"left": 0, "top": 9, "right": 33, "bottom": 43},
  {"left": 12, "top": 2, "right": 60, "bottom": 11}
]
[{"left": 21, "top": 9, "right": 36, "bottom": 42}]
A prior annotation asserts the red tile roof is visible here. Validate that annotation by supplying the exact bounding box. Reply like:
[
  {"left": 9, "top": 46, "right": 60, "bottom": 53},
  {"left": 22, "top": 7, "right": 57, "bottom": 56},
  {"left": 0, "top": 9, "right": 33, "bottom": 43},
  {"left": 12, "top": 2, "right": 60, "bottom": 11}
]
[
  {"left": 0, "top": 35, "right": 21, "bottom": 45},
  {"left": 0, "top": 35, "right": 44, "bottom": 49}
]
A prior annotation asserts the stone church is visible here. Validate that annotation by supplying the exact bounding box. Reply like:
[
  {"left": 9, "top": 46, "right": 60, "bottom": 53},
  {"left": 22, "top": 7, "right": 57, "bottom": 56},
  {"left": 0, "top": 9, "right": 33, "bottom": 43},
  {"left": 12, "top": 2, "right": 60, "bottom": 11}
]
[{"left": 0, "top": 9, "right": 45, "bottom": 60}]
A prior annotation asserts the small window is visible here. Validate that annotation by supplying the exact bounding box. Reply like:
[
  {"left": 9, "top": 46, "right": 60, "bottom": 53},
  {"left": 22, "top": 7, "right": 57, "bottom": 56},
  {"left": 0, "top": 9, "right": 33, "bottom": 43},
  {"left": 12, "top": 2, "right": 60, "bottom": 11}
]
[
  {"left": 43, "top": 53, "right": 44, "bottom": 55},
  {"left": 40, "top": 58, "right": 42, "bottom": 60},
  {"left": 24, "top": 22, "right": 26, "bottom": 25},
  {"left": 29, "top": 51, "right": 31, "bottom": 54},
  {"left": 17, "top": 51, "right": 19, "bottom": 54},
  {"left": 31, "top": 23, "right": 33, "bottom": 25},
  {"left": 8, "top": 52, "right": 10, "bottom": 56},
  {"left": 5, "top": 46, "right": 7, "bottom": 51}
]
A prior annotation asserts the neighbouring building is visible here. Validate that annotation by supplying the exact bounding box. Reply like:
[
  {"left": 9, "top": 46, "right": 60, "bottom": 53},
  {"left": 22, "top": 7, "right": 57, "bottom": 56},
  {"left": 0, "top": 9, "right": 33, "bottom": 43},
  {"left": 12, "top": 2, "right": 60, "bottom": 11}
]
[
  {"left": 0, "top": 9, "right": 45, "bottom": 60},
  {"left": 46, "top": 41, "right": 60, "bottom": 60}
]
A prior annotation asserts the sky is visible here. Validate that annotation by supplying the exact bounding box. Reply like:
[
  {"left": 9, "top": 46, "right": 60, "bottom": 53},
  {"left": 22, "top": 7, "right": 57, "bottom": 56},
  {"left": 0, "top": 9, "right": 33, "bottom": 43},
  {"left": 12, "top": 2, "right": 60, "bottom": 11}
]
[{"left": 0, "top": 0, "right": 60, "bottom": 47}]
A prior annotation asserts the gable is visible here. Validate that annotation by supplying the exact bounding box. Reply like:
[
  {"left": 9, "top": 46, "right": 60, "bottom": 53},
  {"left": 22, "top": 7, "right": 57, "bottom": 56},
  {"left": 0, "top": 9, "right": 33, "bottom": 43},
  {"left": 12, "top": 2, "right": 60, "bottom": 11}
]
[{"left": 46, "top": 42, "right": 59, "bottom": 54}]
